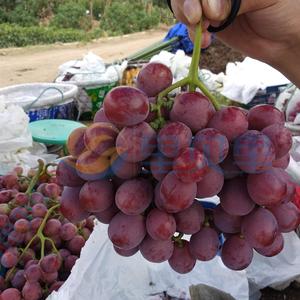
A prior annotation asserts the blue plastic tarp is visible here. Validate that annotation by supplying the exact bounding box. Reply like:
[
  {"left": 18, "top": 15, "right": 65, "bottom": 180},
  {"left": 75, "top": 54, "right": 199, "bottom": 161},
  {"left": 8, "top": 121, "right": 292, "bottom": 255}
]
[{"left": 163, "top": 23, "right": 194, "bottom": 54}]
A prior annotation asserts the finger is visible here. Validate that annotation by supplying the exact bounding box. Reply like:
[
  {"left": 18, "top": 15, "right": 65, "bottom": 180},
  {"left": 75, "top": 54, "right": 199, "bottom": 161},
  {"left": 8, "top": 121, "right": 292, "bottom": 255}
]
[
  {"left": 171, "top": 0, "right": 190, "bottom": 24},
  {"left": 188, "top": 27, "right": 212, "bottom": 48},
  {"left": 183, "top": 0, "right": 202, "bottom": 24},
  {"left": 201, "top": 0, "right": 232, "bottom": 21}
]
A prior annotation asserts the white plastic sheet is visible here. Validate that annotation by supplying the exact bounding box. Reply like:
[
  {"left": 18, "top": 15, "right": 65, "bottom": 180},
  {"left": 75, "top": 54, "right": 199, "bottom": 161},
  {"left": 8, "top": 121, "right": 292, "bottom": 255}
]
[
  {"left": 220, "top": 57, "right": 290, "bottom": 104},
  {"left": 48, "top": 222, "right": 249, "bottom": 300},
  {"left": 247, "top": 232, "right": 300, "bottom": 298},
  {"left": 56, "top": 52, "right": 126, "bottom": 86},
  {"left": 0, "top": 99, "right": 32, "bottom": 153}
]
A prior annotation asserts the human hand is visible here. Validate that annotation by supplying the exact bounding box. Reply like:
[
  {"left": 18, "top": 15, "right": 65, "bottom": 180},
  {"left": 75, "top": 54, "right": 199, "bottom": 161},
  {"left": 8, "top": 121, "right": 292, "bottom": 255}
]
[{"left": 170, "top": 0, "right": 300, "bottom": 86}]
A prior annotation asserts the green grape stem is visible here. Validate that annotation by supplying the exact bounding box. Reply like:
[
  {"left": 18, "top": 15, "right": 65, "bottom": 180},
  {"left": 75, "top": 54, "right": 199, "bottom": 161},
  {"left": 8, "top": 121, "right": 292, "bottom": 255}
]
[
  {"left": 25, "top": 160, "right": 45, "bottom": 195},
  {"left": 172, "top": 232, "right": 184, "bottom": 244},
  {"left": 5, "top": 204, "right": 60, "bottom": 282},
  {"left": 151, "top": 22, "right": 221, "bottom": 130}
]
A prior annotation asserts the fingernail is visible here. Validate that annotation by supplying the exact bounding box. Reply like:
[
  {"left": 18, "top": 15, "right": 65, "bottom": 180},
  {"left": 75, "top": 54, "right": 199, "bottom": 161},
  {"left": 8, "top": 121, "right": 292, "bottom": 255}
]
[
  {"left": 207, "top": 0, "right": 224, "bottom": 18},
  {"left": 183, "top": 0, "right": 202, "bottom": 24}
]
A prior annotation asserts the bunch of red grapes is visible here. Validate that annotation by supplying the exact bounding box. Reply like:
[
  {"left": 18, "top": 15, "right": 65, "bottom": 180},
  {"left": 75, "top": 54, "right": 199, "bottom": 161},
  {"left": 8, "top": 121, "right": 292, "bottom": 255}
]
[
  {"left": 0, "top": 168, "right": 94, "bottom": 300},
  {"left": 58, "top": 62, "right": 300, "bottom": 275}
]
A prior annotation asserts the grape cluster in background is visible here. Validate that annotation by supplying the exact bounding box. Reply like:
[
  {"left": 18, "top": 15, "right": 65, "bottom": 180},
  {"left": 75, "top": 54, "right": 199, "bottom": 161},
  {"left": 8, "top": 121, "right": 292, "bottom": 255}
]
[
  {"left": 0, "top": 165, "right": 94, "bottom": 300},
  {"left": 58, "top": 62, "right": 300, "bottom": 275}
]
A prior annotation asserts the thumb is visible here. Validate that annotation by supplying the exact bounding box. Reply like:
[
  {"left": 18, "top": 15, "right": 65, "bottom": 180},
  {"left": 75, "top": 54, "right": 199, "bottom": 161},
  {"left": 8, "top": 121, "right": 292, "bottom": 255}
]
[{"left": 201, "top": 0, "right": 232, "bottom": 21}]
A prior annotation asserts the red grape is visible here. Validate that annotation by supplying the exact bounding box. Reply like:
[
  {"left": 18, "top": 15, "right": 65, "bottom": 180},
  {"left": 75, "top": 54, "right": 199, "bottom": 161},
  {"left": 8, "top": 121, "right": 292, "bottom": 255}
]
[
  {"left": 213, "top": 204, "right": 242, "bottom": 234},
  {"left": 103, "top": 86, "right": 149, "bottom": 126},
  {"left": 168, "top": 240, "right": 196, "bottom": 274},
  {"left": 14, "top": 193, "right": 29, "bottom": 206},
  {"left": 219, "top": 177, "right": 255, "bottom": 216},
  {"left": 146, "top": 208, "right": 176, "bottom": 240},
  {"left": 136, "top": 62, "right": 173, "bottom": 97},
  {"left": 67, "top": 127, "right": 87, "bottom": 158},
  {"left": 20, "top": 249, "right": 35, "bottom": 266},
  {"left": 273, "top": 153, "right": 290, "bottom": 169},
  {"left": 0, "top": 190, "right": 12, "bottom": 204},
  {"left": 108, "top": 213, "right": 146, "bottom": 250},
  {"left": 173, "top": 148, "right": 208, "bottom": 183},
  {"left": 24, "top": 264, "right": 42, "bottom": 283},
  {"left": 11, "top": 270, "right": 25, "bottom": 290},
  {"left": 22, "top": 281, "right": 42, "bottom": 300},
  {"left": 94, "top": 202, "right": 119, "bottom": 224},
  {"left": 40, "top": 254, "right": 61, "bottom": 273},
  {"left": 60, "top": 223, "right": 78, "bottom": 241},
  {"left": 149, "top": 152, "right": 173, "bottom": 181},
  {"left": 9, "top": 207, "right": 28, "bottom": 223},
  {"left": 60, "top": 187, "right": 89, "bottom": 223},
  {"left": 113, "top": 245, "right": 139, "bottom": 257},
  {"left": 241, "top": 208, "right": 278, "bottom": 248},
  {"left": 43, "top": 219, "right": 62, "bottom": 237},
  {"left": 115, "top": 179, "right": 153, "bottom": 215},
  {"left": 190, "top": 227, "right": 220, "bottom": 261},
  {"left": 255, "top": 232, "right": 284, "bottom": 257},
  {"left": 8, "top": 231, "right": 25, "bottom": 247},
  {"left": 196, "top": 165, "right": 224, "bottom": 198},
  {"left": 207, "top": 106, "right": 248, "bottom": 141},
  {"left": 30, "top": 192, "right": 44, "bottom": 205},
  {"left": 174, "top": 201, "right": 205, "bottom": 234},
  {"left": 44, "top": 183, "right": 61, "bottom": 199},
  {"left": 262, "top": 124, "right": 292, "bottom": 159},
  {"left": 56, "top": 157, "right": 85, "bottom": 187},
  {"left": 116, "top": 122, "right": 156, "bottom": 163},
  {"left": 247, "top": 168, "right": 288, "bottom": 206},
  {"left": 1, "top": 288, "right": 21, "bottom": 300},
  {"left": 0, "top": 214, "right": 9, "bottom": 229},
  {"left": 248, "top": 104, "right": 284, "bottom": 131},
  {"left": 14, "top": 219, "right": 30, "bottom": 233},
  {"left": 30, "top": 218, "right": 43, "bottom": 233},
  {"left": 220, "top": 150, "right": 243, "bottom": 180},
  {"left": 160, "top": 172, "right": 197, "bottom": 213},
  {"left": 64, "top": 255, "right": 78, "bottom": 271},
  {"left": 140, "top": 236, "right": 174, "bottom": 263},
  {"left": 110, "top": 153, "right": 141, "bottom": 179},
  {"left": 66, "top": 235, "right": 85, "bottom": 255},
  {"left": 1, "top": 251, "right": 18, "bottom": 268},
  {"left": 58, "top": 248, "right": 71, "bottom": 260},
  {"left": 76, "top": 150, "right": 110, "bottom": 181},
  {"left": 154, "top": 182, "right": 164, "bottom": 211},
  {"left": 32, "top": 203, "right": 47, "bottom": 218},
  {"left": 93, "top": 107, "right": 110, "bottom": 123},
  {"left": 221, "top": 235, "right": 253, "bottom": 270},
  {"left": 170, "top": 92, "right": 215, "bottom": 132},
  {"left": 84, "top": 122, "right": 118, "bottom": 156},
  {"left": 157, "top": 122, "right": 192, "bottom": 158},
  {"left": 233, "top": 130, "right": 275, "bottom": 174},
  {"left": 268, "top": 202, "right": 300, "bottom": 232},
  {"left": 79, "top": 179, "right": 114, "bottom": 213},
  {"left": 194, "top": 128, "right": 229, "bottom": 164},
  {"left": 49, "top": 281, "right": 64, "bottom": 292},
  {"left": 41, "top": 270, "right": 58, "bottom": 284}
]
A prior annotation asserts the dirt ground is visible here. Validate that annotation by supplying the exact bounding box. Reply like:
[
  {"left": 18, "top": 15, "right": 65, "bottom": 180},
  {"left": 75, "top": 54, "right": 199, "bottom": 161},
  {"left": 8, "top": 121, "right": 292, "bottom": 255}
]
[
  {"left": 0, "top": 30, "right": 246, "bottom": 88},
  {"left": 0, "top": 29, "right": 167, "bottom": 88}
]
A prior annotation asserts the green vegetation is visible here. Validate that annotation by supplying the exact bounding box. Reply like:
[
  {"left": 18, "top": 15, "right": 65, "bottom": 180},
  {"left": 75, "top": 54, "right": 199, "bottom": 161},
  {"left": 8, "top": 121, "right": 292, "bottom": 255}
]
[{"left": 0, "top": 0, "right": 174, "bottom": 48}]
